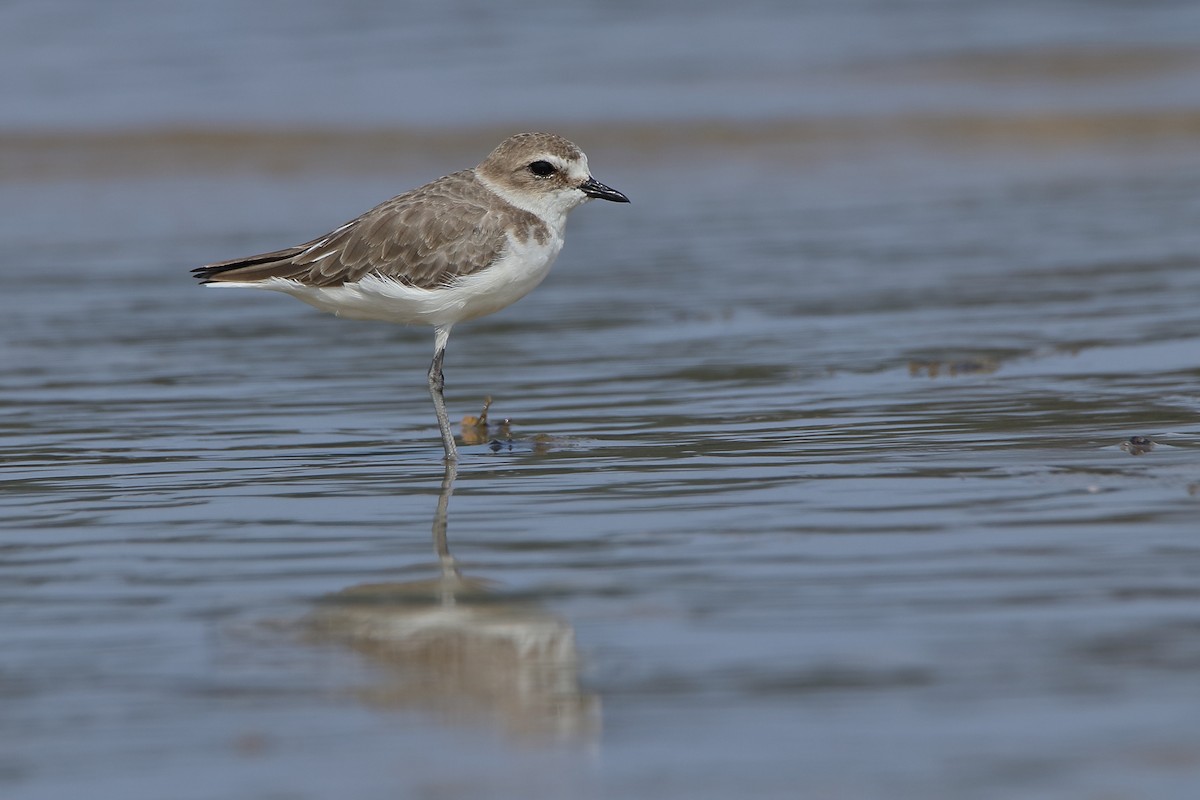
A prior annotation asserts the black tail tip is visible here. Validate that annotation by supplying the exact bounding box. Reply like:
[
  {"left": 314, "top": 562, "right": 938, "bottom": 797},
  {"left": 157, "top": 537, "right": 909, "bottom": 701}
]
[{"left": 191, "top": 265, "right": 222, "bottom": 283}]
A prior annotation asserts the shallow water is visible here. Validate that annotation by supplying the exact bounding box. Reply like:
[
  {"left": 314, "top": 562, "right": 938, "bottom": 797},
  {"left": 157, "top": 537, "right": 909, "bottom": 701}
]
[{"left": 4, "top": 3, "right": 1200, "bottom": 799}]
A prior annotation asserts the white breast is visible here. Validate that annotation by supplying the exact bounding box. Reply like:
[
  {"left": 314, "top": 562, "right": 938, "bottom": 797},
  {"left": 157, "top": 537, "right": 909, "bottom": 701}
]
[{"left": 450, "top": 229, "right": 565, "bottom": 321}]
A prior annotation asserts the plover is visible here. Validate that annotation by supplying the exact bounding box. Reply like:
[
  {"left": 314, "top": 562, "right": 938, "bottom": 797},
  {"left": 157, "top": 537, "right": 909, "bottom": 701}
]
[{"left": 192, "top": 132, "right": 628, "bottom": 462}]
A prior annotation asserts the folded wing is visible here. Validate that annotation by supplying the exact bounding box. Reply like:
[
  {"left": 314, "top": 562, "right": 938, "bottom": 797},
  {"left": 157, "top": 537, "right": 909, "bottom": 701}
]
[{"left": 191, "top": 171, "right": 512, "bottom": 291}]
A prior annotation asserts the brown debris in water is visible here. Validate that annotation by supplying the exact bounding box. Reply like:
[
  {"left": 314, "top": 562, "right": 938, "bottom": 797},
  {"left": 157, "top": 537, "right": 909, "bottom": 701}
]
[
  {"left": 461, "top": 396, "right": 512, "bottom": 446},
  {"left": 908, "top": 358, "right": 999, "bottom": 378},
  {"left": 1120, "top": 435, "right": 1155, "bottom": 456}
]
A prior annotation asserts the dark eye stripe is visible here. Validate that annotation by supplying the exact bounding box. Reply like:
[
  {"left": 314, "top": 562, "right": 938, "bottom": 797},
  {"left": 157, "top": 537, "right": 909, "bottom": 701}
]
[{"left": 528, "top": 160, "right": 557, "bottom": 177}]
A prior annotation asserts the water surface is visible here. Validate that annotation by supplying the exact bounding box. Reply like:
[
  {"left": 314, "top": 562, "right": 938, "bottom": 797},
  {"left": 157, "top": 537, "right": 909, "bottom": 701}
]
[{"left": 3, "top": 2, "right": 1200, "bottom": 799}]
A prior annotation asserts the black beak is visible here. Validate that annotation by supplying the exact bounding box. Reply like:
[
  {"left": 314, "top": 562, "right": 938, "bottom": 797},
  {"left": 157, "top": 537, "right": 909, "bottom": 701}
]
[{"left": 580, "top": 176, "right": 630, "bottom": 203}]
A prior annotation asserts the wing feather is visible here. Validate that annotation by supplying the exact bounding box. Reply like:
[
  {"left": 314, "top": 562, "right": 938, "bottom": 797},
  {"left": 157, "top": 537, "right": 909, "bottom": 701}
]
[{"left": 191, "top": 171, "right": 531, "bottom": 290}]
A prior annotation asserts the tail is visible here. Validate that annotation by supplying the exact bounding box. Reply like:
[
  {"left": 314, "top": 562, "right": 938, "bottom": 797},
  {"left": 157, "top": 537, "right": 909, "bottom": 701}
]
[{"left": 191, "top": 244, "right": 310, "bottom": 284}]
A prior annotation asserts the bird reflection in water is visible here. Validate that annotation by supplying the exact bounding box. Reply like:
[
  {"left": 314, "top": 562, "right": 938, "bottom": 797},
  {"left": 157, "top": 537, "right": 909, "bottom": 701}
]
[{"left": 308, "top": 458, "right": 598, "bottom": 741}]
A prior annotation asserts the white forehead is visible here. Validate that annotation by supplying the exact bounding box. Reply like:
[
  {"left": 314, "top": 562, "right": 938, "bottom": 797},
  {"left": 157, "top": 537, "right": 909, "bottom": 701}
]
[{"left": 546, "top": 151, "right": 590, "bottom": 184}]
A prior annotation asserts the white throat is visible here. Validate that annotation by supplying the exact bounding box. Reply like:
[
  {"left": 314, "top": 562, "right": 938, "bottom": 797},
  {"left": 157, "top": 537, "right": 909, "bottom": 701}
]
[{"left": 476, "top": 169, "right": 587, "bottom": 233}]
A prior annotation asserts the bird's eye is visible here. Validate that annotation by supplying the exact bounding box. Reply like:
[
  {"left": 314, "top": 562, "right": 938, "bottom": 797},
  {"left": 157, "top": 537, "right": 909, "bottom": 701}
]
[{"left": 528, "top": 160, "right": 557, "bottom": 177}]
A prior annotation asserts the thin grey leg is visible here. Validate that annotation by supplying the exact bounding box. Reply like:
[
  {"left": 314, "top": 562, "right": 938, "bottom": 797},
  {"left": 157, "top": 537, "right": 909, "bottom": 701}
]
[{"left": 427, "top": 342, "right": 458, "bottom": 463}]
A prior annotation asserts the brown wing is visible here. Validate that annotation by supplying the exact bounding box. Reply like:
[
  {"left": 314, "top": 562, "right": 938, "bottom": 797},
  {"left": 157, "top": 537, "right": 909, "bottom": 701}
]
[{"left": 191, "top": 171, "right": 514, "bottom": 290}]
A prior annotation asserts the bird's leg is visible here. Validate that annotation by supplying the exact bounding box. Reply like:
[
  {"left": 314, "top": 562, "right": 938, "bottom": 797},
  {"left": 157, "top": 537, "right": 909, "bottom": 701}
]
[{"left": 428, "top": 328, "right": 458, "bottom": 462}]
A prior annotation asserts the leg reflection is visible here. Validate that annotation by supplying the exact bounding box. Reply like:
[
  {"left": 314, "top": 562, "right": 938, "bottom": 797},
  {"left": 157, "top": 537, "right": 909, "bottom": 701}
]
[
  {"left": 308, "top": 460, "right": 599, "bottom": 741},
  {"left": 433, "top": 458, "right": 459, "bottom": 591}
]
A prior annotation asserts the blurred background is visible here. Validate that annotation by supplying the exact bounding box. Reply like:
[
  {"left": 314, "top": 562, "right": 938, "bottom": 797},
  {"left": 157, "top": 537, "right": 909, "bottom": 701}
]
[{"left": 3, "top": 2, "right": 1200, "bottom": 799}]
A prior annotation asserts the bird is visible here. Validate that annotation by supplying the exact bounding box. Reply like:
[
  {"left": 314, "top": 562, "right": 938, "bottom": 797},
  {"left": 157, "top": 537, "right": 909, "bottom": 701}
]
[{"left": 192, "top": 132, "right": 629, "bottom": 462}]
